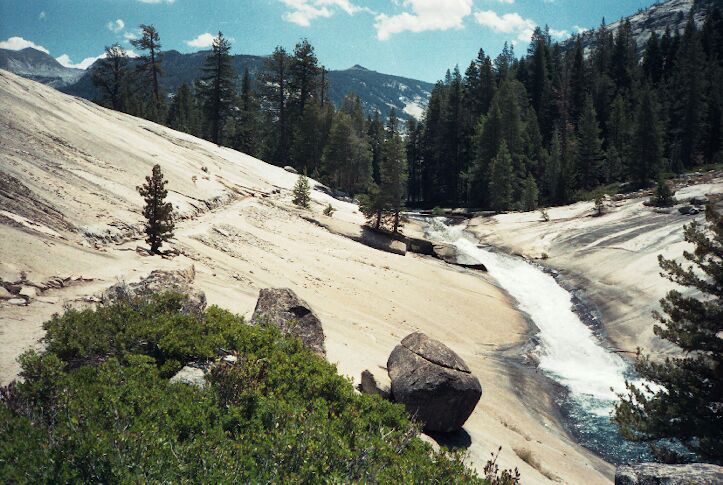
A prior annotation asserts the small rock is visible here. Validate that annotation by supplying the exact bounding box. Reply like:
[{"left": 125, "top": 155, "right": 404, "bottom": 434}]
[
  {"left": 7, "top": 299, "right": 27, "bottom": 306},
  {"left": 359, "top": 368, "right": 391, "bottom": 400},
  {"left": 283, "top": 165, "right": 298, "bottom": 174},
  {"left": 169, "top": 366, "right": 208, "bottom": 389},
  {"left": 689, "top": 195, "right": 709, "bottom": 206},
  {"left": 19, "top": 286, "right": 38, "bottom": 299},
  {"left": 222, "top": 355, "right": 238, "bottom": 364},
  {"left": 0, "top": 287, "right": 13, "bottom": 300},
  {"left": 615, "top": 463, "right": 723, "bottom": 485},
  {"left": 678, "top": 205, "right": 699, "bottom": 215}
]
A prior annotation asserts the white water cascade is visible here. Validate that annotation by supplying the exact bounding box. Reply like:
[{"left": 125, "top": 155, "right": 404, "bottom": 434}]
[{"left": 421, "top": 217, "right": 649, "bottom": 461}]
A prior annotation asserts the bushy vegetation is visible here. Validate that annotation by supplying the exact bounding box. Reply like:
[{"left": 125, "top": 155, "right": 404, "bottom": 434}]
[
  {"left": 0, "top": 294, "right": 496, "bottom": 483},
  {"left": 615, "top": 205, "right": 723, "bottom": 464}
]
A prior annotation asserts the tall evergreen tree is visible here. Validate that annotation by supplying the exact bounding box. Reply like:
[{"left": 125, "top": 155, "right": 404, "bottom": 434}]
[
  {"left": 380, "top": 109, "right": 408, "bottom": 232},
  {"left": 232, "top": 67, "right": 262, "bottom": 157},
  {"left": 130, "top": 24, "right": 164, "bottom": 119},
  {"left": 198, "top": 32, "right": 237, "bottom": 145},
  {"left": 167, "top": 82, "right": 199, "bottom": 136},
  {"left": 260, "top": 47, "right": 291, "bottom": 165},
  {"left": 615, "top": 205, "right": 723, "bottom": 464},
  {"left": 577, "top": 95, "right": 605, "bottom": 188},
  {"left": 631, "top": 88, "right": 663, "bottom": 186},
  {"left": 92, "top": 44, "right": 130, "bottom": 111},
  {"left": 367, "top": 111, "right": 384, "bottom": 184},
  {"left": 487, "top": 141, "right": 514, "bottom": 212}
]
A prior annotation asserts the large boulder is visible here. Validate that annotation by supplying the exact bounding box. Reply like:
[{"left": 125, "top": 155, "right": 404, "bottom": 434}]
[
  {"left": 252, "top": 288, "right": 326, "bottom": 356},
  {"left": 103, "top": 267, "right": 207, "bottom": 316},
  {"left": 169, "top": 365, "right": 208, "bottom": 389},
  {"left": 387, "top": 332, "right": 482, "bottom": 432},
  {"left": 615, "top": 463, "right": 723, "bottom": 485}
]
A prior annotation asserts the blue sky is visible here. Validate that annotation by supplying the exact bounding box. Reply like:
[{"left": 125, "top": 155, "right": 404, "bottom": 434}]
[{"left": 1, "top": 0, "right": 654, "bottom": 82}]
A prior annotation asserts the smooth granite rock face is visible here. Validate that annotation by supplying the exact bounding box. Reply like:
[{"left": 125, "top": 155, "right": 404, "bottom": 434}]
[
  {"left": 252, "top": 288, "right": 326, "bottom": 356},
  {"left": 615, "top": 463, "right": 723, "bottom": 485},
  {"left": 387, "top": 332, "right": 482, "bottom": 433}
]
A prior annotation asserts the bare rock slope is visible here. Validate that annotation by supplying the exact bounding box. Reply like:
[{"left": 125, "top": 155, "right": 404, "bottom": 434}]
[{"left": 0, "top": 70, "right": 613, "bottom": 484}]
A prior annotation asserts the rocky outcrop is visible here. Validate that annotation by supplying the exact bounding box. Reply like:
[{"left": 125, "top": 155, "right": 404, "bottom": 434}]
[
  {"left": 387, "top": 332, "right": 482, "bottom": 433},
  {"left": 102, "top": 267, "right": 206, "bottom": 316},
  {"left": 359, "top": 368, "right": 391, "bottom": 400},
  {"left": 433, "top": 244, "right": 487, "bottom": 271},
  {"left": 252, "top": 288, "right": 326, "bottom": 356},
  {"left": 283, "top": 166, "right": 298, "bottom": 174},
  {"left": 615, "top": 463, "right": 723, "bottom": 485},
  {"left": 301, "top": 214, "right": 407, "bottom": 256},
  {"left": 678, "top": 205, "right": 700, "bottom": 215}
]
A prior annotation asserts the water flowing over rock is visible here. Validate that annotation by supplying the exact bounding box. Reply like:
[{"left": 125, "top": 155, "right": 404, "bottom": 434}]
[
  {"left": 615, "top": 463, "right": 723, "bottom": 485},
  {"left": 387, "top": 332, "right": 482, "bottom": 433},
  {"left": 433, "top": 243, "right": 488, "bottom": 271},
  {"left": 102, "top": 267, "right": 206, "bottom": 316},
  {"left": 252, "top": 288, "right": 326, "bottom": 356}
]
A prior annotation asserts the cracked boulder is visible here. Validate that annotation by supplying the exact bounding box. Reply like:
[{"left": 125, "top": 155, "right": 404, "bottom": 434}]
[
  {"left": 252, "top": 288, "right": 326, "bottom": 356},
  {"left": 387, "top": 332, "right": 482, "bottom": 433}
]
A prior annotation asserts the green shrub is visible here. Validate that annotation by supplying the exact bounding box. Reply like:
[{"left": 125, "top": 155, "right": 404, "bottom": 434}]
[{"left": 0, "top": 295, "right": 494, "bottom": 483}]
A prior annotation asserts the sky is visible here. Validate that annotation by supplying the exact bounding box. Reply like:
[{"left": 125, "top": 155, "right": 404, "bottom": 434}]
[{"left": 0, "top": 0, "right": 656, "bottom": 82}]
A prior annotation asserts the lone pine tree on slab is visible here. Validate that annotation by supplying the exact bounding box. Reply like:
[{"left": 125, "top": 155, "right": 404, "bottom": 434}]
[
  {"left": 292, "top": 174, "right": 311, "bottom": 209},
  {"left": 614, "top": 205, "right": 723, "bottom": 464},
  {"left": 137, "top": 164, "right": 174, "bottom": 254}
]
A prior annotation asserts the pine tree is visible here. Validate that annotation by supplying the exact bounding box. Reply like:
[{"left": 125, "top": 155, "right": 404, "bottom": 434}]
[
  {"left": 137, "top": 164, "right": 174, "bottom": 254},
  {"left": 358, "top": 183, "right": 385, "bottom": 229},
  {"left": 631, "top": 88, "right": 662, "bottom": 187},
  {"left": 488, "top": 141, "right": 514, "bottom": 212},
  {"left": 232, "top": 67, "right": 262, "bottom": 157},
  {"left": 650, "top": 178, "right": 675, "bottom": 207},
  {"left": 367, "top": 111, "right": 384, "bottom": 185},
  {"left": 521, "top": 174, "right": 539, "bottom": 211},
  {"left": 615, "top": 205, "right": 723, "bottom": 464},
  {"left": 167, "top": 82, "right": 199, "bottom": 135},
  {"left": 292, "top": 174, "right": 311, "bottom": 209},
  {"left": 130, "top": 24, "right": 164, "bottom": 119},
  {"left": 380, "top": 109, "right": 408, "bottom": 233},
  {"left": 260, "top": 46, "right": 291, "bottom": 165},
  {"left": 577, "top": 95, "right": 604, "bottom": 188},
  {"left": 321, "top": 111, "right": 372, "bottom": 195},
  {"left": 197, "top": 32, "right": 236, "bottom": 145},
  {"left": 544, "top": 129, "right": 562, "bottom": 204},
  {"left": 92, "top": 44, "right": 130, "bottom": 111}
]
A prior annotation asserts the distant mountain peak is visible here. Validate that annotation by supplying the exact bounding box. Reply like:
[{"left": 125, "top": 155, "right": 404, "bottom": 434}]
[{"left": 349, "top": 64, "right": 370, "bottom": 71}]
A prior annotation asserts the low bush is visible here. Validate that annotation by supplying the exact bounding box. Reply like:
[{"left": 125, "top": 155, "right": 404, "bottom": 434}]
[{"left": 0, "top": 294, "right": 496, "bottom": 483}]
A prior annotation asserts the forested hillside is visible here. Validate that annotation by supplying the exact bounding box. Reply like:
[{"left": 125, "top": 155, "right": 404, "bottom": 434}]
[{"left": 411, "top": 2, "right": 723, "bottom": 208}]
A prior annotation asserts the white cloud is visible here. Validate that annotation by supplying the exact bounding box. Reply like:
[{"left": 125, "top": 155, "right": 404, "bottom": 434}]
[
  {"left": 39, "top": 11, "right": 47, "bottom": 20},
  {"left": 280, "top": 0, "right": 366, "bottom": 27},
  {"left": 107, "top": 19, "right": 125, "bottom": 33},
  {"left": 0, "top": 36, "right": 50, "bottom": 54},
  {"left": 374, "top": 0, "right": 473, "bottom": 41},
  {"left": 549, "top": 28, "right": 568, "bottom": 38},
  {"left": 185, "top": 33, "right": 215, "bottom": 48},
  {"left": 573, "top": 25, "right": 587, "bottom": 34},
  {"left": 123, "top": 31, "right": 138, "bottom": 42},
  {"left": 474, "top": 10, "right": 536, "bottom": 42},
  {"left": 56, "top": 49, "right": 138, "bottom": 70}
]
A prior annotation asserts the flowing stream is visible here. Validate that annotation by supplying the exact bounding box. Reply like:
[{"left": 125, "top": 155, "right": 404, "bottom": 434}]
[{"left": 420, "top": 217, "right": 651, "bottom": 464}]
